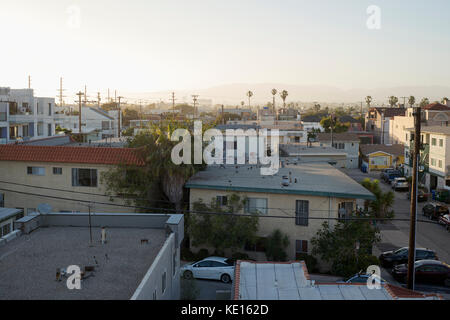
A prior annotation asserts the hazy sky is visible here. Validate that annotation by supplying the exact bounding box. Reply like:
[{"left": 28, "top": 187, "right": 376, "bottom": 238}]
[{"left": 1, "top": 0, "right": 450, "bottom": 99}]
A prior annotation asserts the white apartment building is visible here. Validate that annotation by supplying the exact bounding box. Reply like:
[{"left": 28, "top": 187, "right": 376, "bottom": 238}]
[
  {"left": 405, "top": 126, "right": 450, "bottom": 191},
  {"left": 54, "top": 106, "right": 117, "bottom": 140},
  {"left": 0, "top": 87, "right": 55, "bottom": 144}
]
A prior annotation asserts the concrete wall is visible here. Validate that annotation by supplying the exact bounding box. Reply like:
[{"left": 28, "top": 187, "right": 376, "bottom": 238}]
[
  {"left": 131, "top": 233, "right": 180, "bottom": 300},
  {"left": 189, "top": 188, "right": 356, "bottom": 266},
  {"left": 0, "top": 160, "right": 130, "bottom": 213}
]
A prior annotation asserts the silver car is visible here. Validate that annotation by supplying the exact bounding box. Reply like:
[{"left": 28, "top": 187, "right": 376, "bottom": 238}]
[
  {"left": 392, "top": 177, "right": 408, "bottom": 191},
  {"left": 181, "top": 256, "right": 235, "bottom": 283}
]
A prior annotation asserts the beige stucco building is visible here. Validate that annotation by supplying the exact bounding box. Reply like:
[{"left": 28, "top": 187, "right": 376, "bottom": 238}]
[
  {"left": 0, "top": 145, "right": 144, "bottom": 214},
  {"left": 185, "top": 163, "right": 375, "bottom": 264}
]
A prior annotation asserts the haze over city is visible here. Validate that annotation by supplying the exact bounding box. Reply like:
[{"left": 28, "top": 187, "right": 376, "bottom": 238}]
[{"left": 1, "top": 0, "right": 450, "bottom": 103}]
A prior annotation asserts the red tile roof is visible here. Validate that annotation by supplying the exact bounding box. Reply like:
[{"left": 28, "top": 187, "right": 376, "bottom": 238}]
[
  {"left": 423, "top": 102, "right": 450, "bottom": 111},
  {"left": 0, "top": 145, "right": 145, "bottom": 166}
]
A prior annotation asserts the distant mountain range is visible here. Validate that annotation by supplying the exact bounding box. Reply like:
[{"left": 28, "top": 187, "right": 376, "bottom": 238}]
[{"left": 122, "top": 83, "right": 450, "bottom": 105}]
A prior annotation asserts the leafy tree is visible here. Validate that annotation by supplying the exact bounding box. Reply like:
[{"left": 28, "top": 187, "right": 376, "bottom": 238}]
[
  {"left": 55, "top": 125, "right": 72, "bottom": 134},
  {"left": 388, "top": 96, "right": 399, "bottom": 107},
  {"left": 365, "top": 96, "right": 372, "bottom": 108},
  {"left": 264, "top": 229, "right": 289, "bottom": 261},
  {"left": 175, "top": 104, "right": 195, "bottom": 115},
  {"left": 311, "top": 220, "right": 380, "bottom": 277},
  {"left": 101, "top": 102, "right": 118, "bottom": 111},
  {"left": 188, "top": 194, "right": 259, "bottom": 254},
  {"left": 419, "top": 97, "right": 430, "bottom": 108},
  {"left": 361, "top": 178, "right": 395, "bottom": 219},
  {"left": 101, "top": 120, "right": 208, "bottom": 213},
  {"left": 320, "top": 116, "right": 349, "bottom": 133},
  {"left": 122, "top": 108, "right": 139, "bottom": 126}
]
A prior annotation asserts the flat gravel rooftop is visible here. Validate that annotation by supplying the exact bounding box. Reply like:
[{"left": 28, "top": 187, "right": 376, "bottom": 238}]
[{"left": 0, "top": 226, "right": 166, "bottom": 300}]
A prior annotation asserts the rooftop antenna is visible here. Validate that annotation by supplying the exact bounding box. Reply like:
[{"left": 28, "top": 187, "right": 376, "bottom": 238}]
[
  {"left": 57, "top": 77, "right": 66, "bottom": 108},
  {"left": 192, "top": 94, "right": 199, "bottom": 119}
]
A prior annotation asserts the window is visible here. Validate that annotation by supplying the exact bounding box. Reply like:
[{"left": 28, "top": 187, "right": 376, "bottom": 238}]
[
  {"left": 1, "top": 223, "right": 11, "bottom": 237},
  {"left": 295, "top": 200, "right": 309, "bottom": 226},
  {"left": 338, "top": 202, "right": 353, "bottom": 221},
  {"left": 37, "top": 122, "right": 44, "bottom": 136},
  {"left": 195, "top": 261, "right": 212, "bottom": 267},
  {"left": 101, "top": 121, "right": 110, "bottom": 130},
  {"left": 439, "top": 139, "right": 443, "bottom": 147},
  {"left": 446, "top": 180, "right": 450, "bottom": 187},
  {"left": 209, "top": 261, "right": 227, "bottom": 267},
  {"left": 431, "top": 138, "right": 436, "bottom": 146},
  {"left": 295, "top": 240, "right": 308, "bottom": 256},
  {"left": 0, "top": 103, "right": 7, "bottom": 121},
  {"left": 439, "top": 160, "right": 442, "bottom": 168},
  {"left": 53, "top": 167, "right": 63, "bottom": 175},
  {"left": 48, "top": 103, "right": 52, "bottom": 116},
  {"left": 431, "top": 158, "right": 436, "bottom": 166},
  {"left": 244, "top": 198, "right": 268, "bottom": 215},
  {"left": 0, "top": 193, "right": 4, "bottom": 207},
  {"left": 26, "top": 208, "right": 36, "bottom": 215},
  {"left": 216, "top": 195, "right": 228, "bottom": 206},
  {"left": 48, "top": 124, "right": 52, "bottom": 136},
  {"left": 244, "top": 237, "right": 267, "bottom": 252},
  {"left": 72, "top": 168, "right": 98, "bottom": 187},
  {"left": 161, "top": 271, "right": 166, "bottom": 295},
  {"left": 27, "top": 166, "right": 45, "bottom": 176}
]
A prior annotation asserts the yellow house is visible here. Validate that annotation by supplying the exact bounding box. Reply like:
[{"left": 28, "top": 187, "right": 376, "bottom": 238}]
[
  {"left": 360, "top": 144, "right": 404, "bottom": 171},
  {"left": 185, "top": 163, "right": 375, "bottom": 265}
]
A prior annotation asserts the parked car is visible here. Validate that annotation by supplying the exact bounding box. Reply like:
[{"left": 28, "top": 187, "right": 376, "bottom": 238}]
[
  {"left": 391, "top": 260, "right": 450, "bottom": 287},
  {"left": 181, "top": 256, "right": 235, "bottom": 283},
  {"left": 438, "top": 214, "right": 450, "bottom": 231},
  {"left": 379, "top": 247, "right": 438, "bottom": 268},
  {"left": 407, "top": 189, "right": 429, "bottom": 202},
  {"left": 392, "top": 177, "right": 409, "bottom": 191},
  {"left": 340, "top": 272, "right": 387, "bottom": 284},
  {"left": 422, "top": 203, "right": 449, "bottom": 220},
  {"left": 383, "top": 170, "right": 403, "bottom": 184}
]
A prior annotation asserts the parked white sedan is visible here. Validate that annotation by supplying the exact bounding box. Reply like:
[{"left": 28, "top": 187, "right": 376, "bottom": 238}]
[{"left": 181, "top": 257, "right": 235, "bottom": 283}]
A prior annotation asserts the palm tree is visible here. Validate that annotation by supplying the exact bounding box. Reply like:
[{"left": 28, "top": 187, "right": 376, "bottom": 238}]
[
  {"left": 280, "top": 90, "right": 288, "bottom": 108},
  {"left": 271, "top": 89, "right": 277, "bottom": 115},
  {"left": 388, "top": 96, "right": 398, "bottom": 108},
  {"left": 408, "top": 96, "right": 415, "bottom": 107},
  {"left": 361, "top": 178, "right": 395, "bottom": 220},
  {"left": 365, "top": 96, "right": 372, "bottom": 108},
  {"left": 246, "top": 91, "right": 253, "bottom": 108},
  {"left": 240, "top": 101, "right": 245, "bottom": 108}
]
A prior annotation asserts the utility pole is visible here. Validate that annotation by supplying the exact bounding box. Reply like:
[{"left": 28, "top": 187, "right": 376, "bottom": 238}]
[
  {"left": 407, "top": 107, "right": 421, "bottom": 290},
  {"left": 330, "top": 113, "right": 334, "bottom": 148},
  {"left": 221, "top": 104, "right": 224, "bottom": 125},
  {"left": 97, "top": 92, "right": 101, "bottom": 108},
  {"left": 76, "top": 91, "right": 84, "bottom": 139},
  {"left": 84, "top": 85, "right": 88, "bottom": 105},
  {"left": 171, "top": 92, "right": 176, "bottom": 113},
  {"left": 108, "top": 89, "right": 110, "bottom": 103},
  {"left": 192, "top": 95, "right": 199, "bottom": 119},
  {"left": 400, "top": 96, "right": 408, "bottom": 108},
  {"left": 57, "top": 77, "right": 66, "bottom": 108},
  {"left": 28, "top": 75, "right": 31, "bottom": 89},
  {"left": 117, "top": 96, "right": 123, "bottom": 137},
  {"left": 138, "top": 100, "right": 143, "bottom": 129}
]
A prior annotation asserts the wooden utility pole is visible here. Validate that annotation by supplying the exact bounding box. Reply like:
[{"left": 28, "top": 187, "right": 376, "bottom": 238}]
[
  {"left": 97, "top": 92, "right": 101, "bottom": 108},
  {"left": 407, "top": 106, "right": 421, "bottom": 290},
  {"left": 84, "top": 85, "right": 88, "bottom": 105},
  {"left": 58, "top": 77, "right": 66, "bottom": 107},
  {"left": 28, "top": 75, "right": 31, "bottom": 89},
  {"left": 221, "top": 104, "right": 224, "bottom": 124},
  {"left": 171, "top": 92, "right": 176, "bottom": 113},
  {"left": 117, "top": 96, "right": 123, "bottom": 137},
  {"left": 76, "top": 91, "right": 84, "bottom": 138},
  {"left": 330, "top": 113, "right": 334, "bottom": 147}
]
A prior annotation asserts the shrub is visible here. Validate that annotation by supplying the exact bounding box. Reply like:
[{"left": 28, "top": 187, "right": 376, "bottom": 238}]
[{"left": 265, "top": 229, "right": 289, "bottom": 261}]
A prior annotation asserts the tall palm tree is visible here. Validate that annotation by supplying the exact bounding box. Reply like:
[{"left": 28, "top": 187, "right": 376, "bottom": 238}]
[
  {"left": 365, "top": 96, "right": 372, "bottom": 108},
  {"left": 240, "top": 101, "right": 245, "bottom": 108},
  {"left": 271, "top": 89, "right": 277, "bottom": 115},
  {"left": 388, "top": 96, "right": 398, "bottom": 108},
  {"left": 408, "top": 96, "right": 415, "bottom": 107},
  {"left": 246, "top": 91, "right": 253, "bottom": 108},
  {"left": 280, "top": 90, "right": 288, "bottom": 108}
]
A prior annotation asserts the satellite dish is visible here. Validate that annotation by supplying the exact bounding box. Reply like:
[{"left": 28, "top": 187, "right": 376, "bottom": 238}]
[{"left": 37, "top": 203, "right": 53, "bottom": 214}]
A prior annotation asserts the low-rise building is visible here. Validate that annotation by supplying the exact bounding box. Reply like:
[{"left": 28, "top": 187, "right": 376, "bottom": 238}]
[
  {"left": 0, "top": 207, "right": 23, "bottom": 240},
  {"left": 0, "top": 211, "right": 183, "bottom": 300},
  {"left": 0, "top": 144, "right": 144, "bottom": 214},
  {"left": 279, "top": 145, "right": 348, "bottom": 168},
  {"left": 185, "top": 163, "right": 374, "bottom": 265},
  {"left": 0, "top": 87, "right": 55, "bottom": 144},
  {"left": 314, "top": 133, "right": 360, "bottom": 169},
  {"left": 301, "top": 115, "right": 324, "bottom": 133},
  {"left": 365, "top": 107, "right": 406, "bottom": 144},
  {"left": 233, "top": 260, "right": 441, "bottom": 300},
  {"left": 359, "top": 144, "right": 405, "bottom": 172}
]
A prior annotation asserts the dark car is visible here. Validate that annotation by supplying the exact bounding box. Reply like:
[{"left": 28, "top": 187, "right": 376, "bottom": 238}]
[
  {"left": 422, "top": 203, "right": 449, "bottom": 220},
  {"left": 379, "top": 247, "right": 437, "bottom": 268},
  {"left": 383, "top": 170, "right": 402, "bottom": 184},
  {"left": 407, "top": 189, "right": 428, "bottom": 202},
  {"left": 392, "top": 260, "right": 450, "bottom": 287}
]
